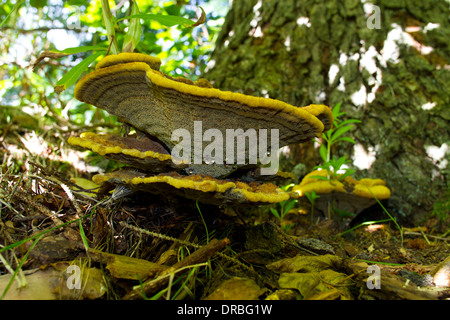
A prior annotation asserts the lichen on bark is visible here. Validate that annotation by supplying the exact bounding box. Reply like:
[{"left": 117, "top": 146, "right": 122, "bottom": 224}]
[{"left": 204, "top": 0, "right": 449, "bottom": 224}]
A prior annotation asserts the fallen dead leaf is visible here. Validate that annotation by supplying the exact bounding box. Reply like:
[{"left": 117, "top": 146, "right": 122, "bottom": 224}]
[{"left": 204, "top": 277, "right": 264, "bottom": 300}]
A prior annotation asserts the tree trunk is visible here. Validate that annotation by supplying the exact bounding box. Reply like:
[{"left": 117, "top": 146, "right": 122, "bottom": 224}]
[{"left": 204, "top": 0, "right": 449, "bottom": 225}]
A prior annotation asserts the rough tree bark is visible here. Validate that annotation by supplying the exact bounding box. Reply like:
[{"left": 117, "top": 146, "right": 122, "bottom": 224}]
[{"left": 204, "top": 0, "right": 449, "bottom": 225}]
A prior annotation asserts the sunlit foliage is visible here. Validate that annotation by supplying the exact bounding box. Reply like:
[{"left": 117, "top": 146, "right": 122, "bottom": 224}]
[{"left": 1, "top": 0, "right": 228, "bottom": 127}]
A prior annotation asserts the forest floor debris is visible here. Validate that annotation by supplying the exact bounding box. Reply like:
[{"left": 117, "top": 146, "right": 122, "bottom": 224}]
[{"left": 0, "top": 129, "right": 449, "bottom": 300}]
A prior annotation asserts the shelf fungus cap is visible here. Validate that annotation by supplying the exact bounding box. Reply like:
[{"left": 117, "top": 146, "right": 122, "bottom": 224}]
[
  {"left": 293, "top": 170, "right": 391, "bottom": 214},
  {"left": 68, "top": 132, "right": 187, "bottom": 172},
  {"left": 95, "top": 52, "right": 161, "bottom": 71},
  {"left": 68, "top": 132, "right": 299, "bottom": 181},
  {"left": 74, "top": 53, "right": 333, "bottom": 173},
  {"left": 92, "top": 170, "right": 290, "bottom": 206}
]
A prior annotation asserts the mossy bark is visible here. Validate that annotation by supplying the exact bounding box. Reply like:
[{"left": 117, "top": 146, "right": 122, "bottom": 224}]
[{"left": 204, "top": 0, "right": 449, "bottom": 224}]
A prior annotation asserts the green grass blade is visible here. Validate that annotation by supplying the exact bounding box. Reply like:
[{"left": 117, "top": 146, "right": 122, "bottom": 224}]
[
  {"left": 78, "top": 219, "right": 89, "bottom": 251},
  {"left": 0, "top": 217, "right": 81, "bottom": 254},
  {"left": 171, "top": 266, "right": 198, "bottom": 300},
  {"left": 365, "top": 185, "right": 404, "bottom": 246},
  {"left": 0, "top": 233, "right": 43, "bottom": 299},
  {"left": 332, "top": 219, "right": 392, "bottom": 240},
  {"left": 0, "top": 0, "right": 25, "bottom": 29},
  {"left": 196, "top": 200, "right": 209, "bottom": 244}
]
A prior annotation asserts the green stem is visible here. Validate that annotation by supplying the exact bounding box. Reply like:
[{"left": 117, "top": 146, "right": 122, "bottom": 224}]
[
  {"left": 122, "top": 0, "right": 141, "bottom": 52},
  {"left": 326, "top": 132, "right": 332, "bottom": 218},
  {"left": 0, "top": 0, "right": 25, "bottom": 28},
  {"left": 327, "top": 133, "right": 331, "bottom": 163},
  {"left": 101, "top": 0, "right": 119, "bottom": 55},
  {"left": 325, "top": 128, "right": 332, "bottom": 180}
]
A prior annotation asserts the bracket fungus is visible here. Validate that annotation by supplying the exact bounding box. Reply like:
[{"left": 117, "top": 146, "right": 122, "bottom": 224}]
[
  {"left": 69, "top": 53, "right": 333, "bottom": 205},
  {"left": 68, "top": 132, "right": 186, "bottom": 173},
  {"left": 68, "top": 132, "right": 295, "bottom": 183},
  {"left": 92, "top": 171, "right": 290, "bottom": 206},
  {"left": 73, "top": 53, "right": 332, "bottom": 176},
  {"left": 293, "top": 169, "right": 391, "bottom": 215}
]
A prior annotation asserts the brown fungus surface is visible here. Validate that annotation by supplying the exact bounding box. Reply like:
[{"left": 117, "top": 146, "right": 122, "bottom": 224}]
[
  {"left": 74, "top": 54, "right": 333, "bottom": 164},
  {"left": 68, "top": 132, "right": 186, "bottom": 173},
  {"left": 68, "top": 132, "right": 295, "bottom": 181},
  {"left": 71, "top": 53, "right": 333, "bottom": 202}
]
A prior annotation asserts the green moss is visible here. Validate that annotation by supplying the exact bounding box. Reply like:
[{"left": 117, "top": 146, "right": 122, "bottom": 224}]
[{"left": 431, "top": 188, "right": 450, "bottom": 222}]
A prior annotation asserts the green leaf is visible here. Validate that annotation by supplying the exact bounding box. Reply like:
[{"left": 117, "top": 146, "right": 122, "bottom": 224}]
[
  {"left": 119, "top": 6, "right": 206, "bottom": 28},
  {"left": 32, "top": 47, "right": 107, "bottom": 69},
  {"left": 339, "top": 119, "right": 361, "bottom": 126},
  {"left": 330, "top": 125, "right": 355, "bottom": 143},
  {"left": 305, "top": 191, "right": 320, "bottom": 202},
  {"left": 335, "top": 156, "right": 350, "bottom": 169},
  {"left": 335, "top": 137, "right": 357, "bottom": 144},
  {"left": 118, "top": 13, "right": 195, "bottom": 28},
  {"left": 52, "top": 45, "right": 107, "bottom": 55},
  {"left": 281, "top": 183, "right": 295, "bottom": 191},
  {"left": 0, "top": 0, "right": 25, "bottom": 28},
  {"left": 30, "top": 0, "right": 47, "bottom": 9},
  {"left": 332, "top": 102, "right": 342, "bottom": 118},
  {"left": 55, "top": 51, "right": 103, "bottom": 93},
  {"left": 319, "top": 144, "right": 328, "bottom": 162},
  {"left": 332, "top": 103, "right": 346, "bottom": 120},
  {"left": 333, "top": 207, "right": 354, "bottom": 218},
  {"left": 78, "top": 219, "right": 89, "bottom": 251},
  {"left": 164, "top": 4, "right": 181, "bottom": 16},
  {"left": 313, "top": 163, "right": 330, "bottom": 171},
  {"left": 310, "top": 175, "right": 330, "bottom": 181},
  {"left": 270, "top": 207, "right": 280, "bottom": 219},
  {"left": 122, "top": 1, "right": 142, "bottom": 53},
  {"left": 313, "top": 164, "right": 325, "bottom": 171},
  {"left": 101, "top": 0, "right": 119, "bottom": 55},
  {"left": 283, "top": 199, "right": 297, "bottom": 214},
  {"left": 338, "top": 169, "right": 356, "bottom": 181}
]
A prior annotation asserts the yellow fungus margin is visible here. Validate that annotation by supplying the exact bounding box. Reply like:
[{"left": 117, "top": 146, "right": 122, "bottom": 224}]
[
  {"left": 293, "top": 169, "right": 391, "bottom": 200},
  {"left": 92, "top": 171, "right": 290, "bottom": 205},
  {"left": 68, "top": 132, "right": 172, "bottom": 162}
]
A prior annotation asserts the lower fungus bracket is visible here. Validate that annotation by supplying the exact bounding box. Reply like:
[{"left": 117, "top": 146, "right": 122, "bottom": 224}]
[{"left": 92, "top": 171, "right": 290, "bottom": 206}]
